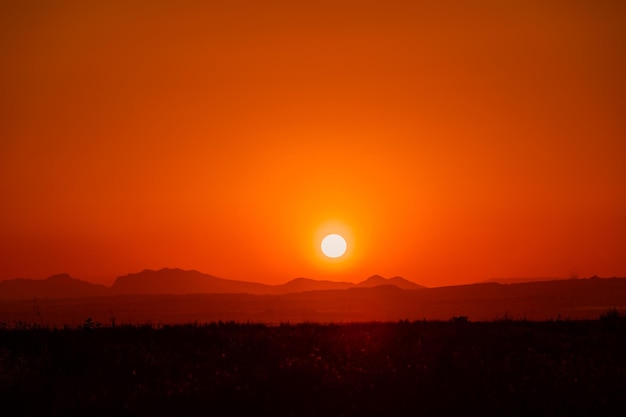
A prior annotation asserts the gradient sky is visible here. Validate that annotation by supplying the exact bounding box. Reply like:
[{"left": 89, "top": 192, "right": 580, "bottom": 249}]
[{"left": 1, "top": 1, "right": 625, "bottom": 287}]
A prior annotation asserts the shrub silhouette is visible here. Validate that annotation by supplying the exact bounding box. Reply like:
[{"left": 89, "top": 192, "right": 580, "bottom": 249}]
[
  {"left": 2, "top": 320, "right": 626, "bottom": 416},
  {"left": 82, "top": 317, "right": 101, "bottom": 330},
  {"left": 599, "top": 307, "right": 623, "bottom": 325}
]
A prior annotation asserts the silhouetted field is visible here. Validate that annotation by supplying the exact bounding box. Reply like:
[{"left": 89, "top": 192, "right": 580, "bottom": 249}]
[{"left": 2, "top": 319, "right": 626, "bottom": 416}]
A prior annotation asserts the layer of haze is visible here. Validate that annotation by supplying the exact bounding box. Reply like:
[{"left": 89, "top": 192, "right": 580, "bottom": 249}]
[{"left": 1, "top": 1, "right": 625, "bottom": 286}]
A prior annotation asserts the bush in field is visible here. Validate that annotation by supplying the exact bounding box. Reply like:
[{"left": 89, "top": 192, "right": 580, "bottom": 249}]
[
  {"left": 599, "top": 307, "right": 624, "bottom": 324},
  {"left": 450, "top": 315, "right": 469, "bottom": 323},
  {"left": 82, "top": 317, "right": 101, "bottom": 330}
]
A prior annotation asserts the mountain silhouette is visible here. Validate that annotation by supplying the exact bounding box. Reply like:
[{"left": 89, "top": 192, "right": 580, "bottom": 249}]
[
  {"left": 0, "top": 273, "right": 109, "bottom": 299},
  {"left": 0, "top": 268, "right": 425, "bottom": 299},
  {"left": 111, "top": 269, "right": 424, "bottom": 295},
  {"left": 110, "top": 268, "right": 273, "bottom": 295},
  {"left": 2, "top": 272, "right": 626, "bottom": 322},
  {"left": 275, "top": 277, "right": 354, "bottom": 293},
  {"left": 356, "top": 275, "right": 425, "bottom": 289},
  {"left": 482, "top": 276, "right": 568, "bottom": 284}
]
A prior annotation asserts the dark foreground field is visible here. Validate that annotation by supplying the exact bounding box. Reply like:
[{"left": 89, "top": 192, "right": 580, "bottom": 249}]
[{"left": 2, "top": 319, "right": 626, "bottom": 416}]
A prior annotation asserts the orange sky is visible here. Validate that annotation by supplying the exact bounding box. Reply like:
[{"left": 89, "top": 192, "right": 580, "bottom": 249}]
[{"left": 1, "top": 1, "right": 625, "bottom": 287}]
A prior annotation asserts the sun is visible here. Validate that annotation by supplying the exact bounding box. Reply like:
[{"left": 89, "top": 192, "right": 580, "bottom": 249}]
[{"left": 321, "top": 234, "right": 347, "bottom": 258}]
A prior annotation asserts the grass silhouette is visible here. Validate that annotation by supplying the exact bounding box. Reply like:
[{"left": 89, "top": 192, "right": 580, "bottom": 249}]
[{"left": 1, "top": 319, "right": 626, "bottom": 416}]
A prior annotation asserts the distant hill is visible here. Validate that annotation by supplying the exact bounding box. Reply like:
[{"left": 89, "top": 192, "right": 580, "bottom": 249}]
[
  {"left": 111, "top": 269, "right": 424, "bottom": 295},
  {"left": 0, "top": 269, "right": 426, "bottom": 299},
  {"left": 274, "top": 277, "right": 354, "bottom": 294},
  {"left": 482, "top": 277, "right": 570, "bottom": 284},
  {"left": 2, "top": 273, "right": 626, "bottom": 323},
  {"left": 110, "top": 268, "right": 272, "bottom": 295},
  {"left": 3, "top": 277, "right": 626, "bottom": 324},
  {"left": 356, "top": 275, "right": 425, "bottom": 289},
  {"left": 0, "top": 273, "right": 109, "bottom": 299}
]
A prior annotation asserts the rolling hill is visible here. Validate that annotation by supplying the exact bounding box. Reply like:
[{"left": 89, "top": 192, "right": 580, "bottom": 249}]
[
  {"left": 4, "top": 269, "right": 626, "bottom": 323},
  {"left": 0, "top": 273, "right": 109, "bottom": 299},
  {"left": 0, "top": 268, "right": 425, "bottom": 299}
]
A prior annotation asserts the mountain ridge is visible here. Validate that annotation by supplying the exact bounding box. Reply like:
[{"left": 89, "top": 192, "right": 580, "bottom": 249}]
[
  {"left": 3, "top": 271, "right": 626, "bottom": 322},
  {"left": 0, "top": 268, "right": 425, "bottom": 299},
  {"left": 356, "top": 274, "right": 424, "bottom": 289},
  {"left": 2, "top": 268, "right": 621, "bottom": 301},
  {"left": 0, "top": 273, "right": 110, "bottom": 299}
]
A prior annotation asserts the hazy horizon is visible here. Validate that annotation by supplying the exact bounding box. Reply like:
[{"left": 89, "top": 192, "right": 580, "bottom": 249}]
[{"left": 0, "top": 266, "right": 597, "bottom": 288}]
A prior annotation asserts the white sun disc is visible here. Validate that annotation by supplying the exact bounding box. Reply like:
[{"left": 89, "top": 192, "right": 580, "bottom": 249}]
[{"left": 321, "top": 234, "right": 347, "bottom": 258}]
